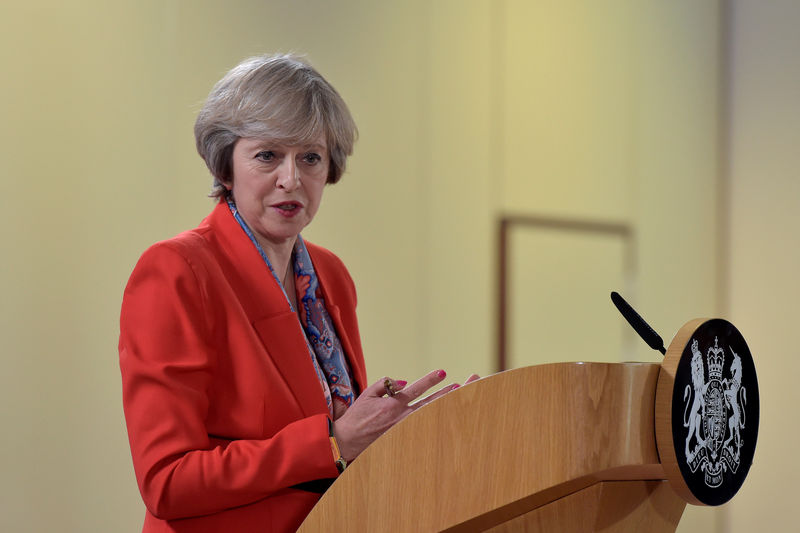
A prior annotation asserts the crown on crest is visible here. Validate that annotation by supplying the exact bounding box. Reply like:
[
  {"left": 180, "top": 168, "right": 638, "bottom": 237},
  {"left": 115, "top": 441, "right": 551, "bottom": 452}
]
[{"left": 706, "top": 336, "right": 725, "bottom": 380}]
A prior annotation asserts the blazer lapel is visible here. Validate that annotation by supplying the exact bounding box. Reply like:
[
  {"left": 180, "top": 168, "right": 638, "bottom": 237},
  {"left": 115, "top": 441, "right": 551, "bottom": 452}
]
[
  {"left": 202, "top": 202, "right": 329, "bottom": 417},
  {"left": 251, "top": 313, "right": 329, "bottom": 417}
]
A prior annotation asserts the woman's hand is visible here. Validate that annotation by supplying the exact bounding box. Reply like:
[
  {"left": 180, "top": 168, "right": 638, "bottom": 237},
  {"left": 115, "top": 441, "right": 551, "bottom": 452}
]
[{"left": 332, "top": 370, "right": 478, "bottom": 462}]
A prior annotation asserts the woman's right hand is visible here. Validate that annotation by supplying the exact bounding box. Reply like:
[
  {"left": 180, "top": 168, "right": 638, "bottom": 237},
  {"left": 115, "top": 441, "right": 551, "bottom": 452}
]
[{"left": 332, "top": 369, "right": 464, "bottom": 462}]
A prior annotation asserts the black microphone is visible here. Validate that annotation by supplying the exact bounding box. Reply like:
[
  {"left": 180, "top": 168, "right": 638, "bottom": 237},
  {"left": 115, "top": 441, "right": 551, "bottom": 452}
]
[{"left": 610, "top": 291, "right": 666, "bottom": 355}]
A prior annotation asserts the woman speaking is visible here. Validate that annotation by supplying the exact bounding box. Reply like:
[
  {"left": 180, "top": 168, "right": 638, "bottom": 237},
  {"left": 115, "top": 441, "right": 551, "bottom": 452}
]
[{"left": 119, "top": 54, "right": 474, "bottom": 532}]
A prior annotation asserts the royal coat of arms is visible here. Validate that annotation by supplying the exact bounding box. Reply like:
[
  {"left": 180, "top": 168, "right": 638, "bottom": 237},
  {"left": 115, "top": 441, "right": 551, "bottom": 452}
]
[{"left": 682, "top": 336, "right": 748, "bottom": 488}]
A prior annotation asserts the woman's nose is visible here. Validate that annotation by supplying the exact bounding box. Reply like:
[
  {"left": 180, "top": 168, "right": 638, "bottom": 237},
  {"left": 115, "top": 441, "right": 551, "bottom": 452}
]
[{"left": 276, "top": 159, "right": 300, "bottom": 190}]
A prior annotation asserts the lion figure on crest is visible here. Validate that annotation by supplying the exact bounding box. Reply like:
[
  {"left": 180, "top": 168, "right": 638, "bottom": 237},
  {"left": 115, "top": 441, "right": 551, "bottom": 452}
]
[{"left": 684, "top": 339, "right": 706, "bottom": 459}]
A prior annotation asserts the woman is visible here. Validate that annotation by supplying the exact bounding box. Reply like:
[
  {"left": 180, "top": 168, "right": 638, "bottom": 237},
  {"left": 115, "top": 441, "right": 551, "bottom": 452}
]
[{"left": 119, "top": 54, "right": 472, "bottom": 532}]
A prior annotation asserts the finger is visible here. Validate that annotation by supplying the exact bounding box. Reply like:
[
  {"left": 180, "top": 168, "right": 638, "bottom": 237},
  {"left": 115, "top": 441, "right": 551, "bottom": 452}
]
[
  {"left": 464, "top": 374, "right": 480, "bottom": 385},
  {"left": 382, "top": 378, "right": 408, "bottom": 397},
  {"left": 411, "top": 382, "right": 460, "bottom": 409},
  {"left": 362, "top": 376, "right": 409, "bottom": 398},
  {"left": 364, "top": 376, "right": 399, "bottom": 397},
  {"left": 397, "top": 369, "right": 447, "bottom": 402}
]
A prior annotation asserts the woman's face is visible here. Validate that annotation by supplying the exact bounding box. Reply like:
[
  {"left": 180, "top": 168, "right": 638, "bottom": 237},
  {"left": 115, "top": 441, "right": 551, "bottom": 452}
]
[{"left": 228, "top": 136, "right": 329, "bottom": 253}]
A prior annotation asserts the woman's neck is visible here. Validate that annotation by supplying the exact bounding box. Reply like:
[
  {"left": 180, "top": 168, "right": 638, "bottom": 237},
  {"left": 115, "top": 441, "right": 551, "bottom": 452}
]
[
  {"left": 259, "top": 236, "right": 296, "bottom": 286},
  {"left": 261, "top": 237, "right": 300, "bottom": 313}
]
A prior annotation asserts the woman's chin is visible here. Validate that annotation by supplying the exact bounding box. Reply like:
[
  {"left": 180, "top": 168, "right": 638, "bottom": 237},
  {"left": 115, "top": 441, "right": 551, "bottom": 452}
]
[{"left": 259, "top": 220, "right": 311, "bottom": 245}]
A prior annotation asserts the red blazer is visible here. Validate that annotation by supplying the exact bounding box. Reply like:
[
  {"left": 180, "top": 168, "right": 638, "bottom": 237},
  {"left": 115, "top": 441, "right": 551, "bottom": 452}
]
[{"left": 119, "top": 201, "right": 368, "bottom": 532}]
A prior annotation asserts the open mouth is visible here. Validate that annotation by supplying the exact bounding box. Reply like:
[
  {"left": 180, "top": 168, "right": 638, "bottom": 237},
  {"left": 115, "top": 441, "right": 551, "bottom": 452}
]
[{"left": 273, "top": 202, "right": 302, "bottom": 215}]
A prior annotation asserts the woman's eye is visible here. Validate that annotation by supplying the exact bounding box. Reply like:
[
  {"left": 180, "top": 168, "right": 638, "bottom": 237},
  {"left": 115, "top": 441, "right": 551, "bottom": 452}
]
[
  {"left": 255, "top": 151, "right": 275, "bottom": 162},
  {"left": 302, "top": 153, "right": 322, "bottom": 165}
]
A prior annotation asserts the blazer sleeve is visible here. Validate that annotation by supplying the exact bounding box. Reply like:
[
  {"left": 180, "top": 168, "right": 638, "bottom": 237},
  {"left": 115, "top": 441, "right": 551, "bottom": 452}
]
[{"left": 119, "top": 241, "right": 340, "bottom": 520}]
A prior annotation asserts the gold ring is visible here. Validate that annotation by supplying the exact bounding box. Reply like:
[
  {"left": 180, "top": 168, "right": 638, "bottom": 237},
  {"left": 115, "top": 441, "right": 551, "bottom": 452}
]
[{"left": 383, "top": 378, "right": 396, "bottom": 397}]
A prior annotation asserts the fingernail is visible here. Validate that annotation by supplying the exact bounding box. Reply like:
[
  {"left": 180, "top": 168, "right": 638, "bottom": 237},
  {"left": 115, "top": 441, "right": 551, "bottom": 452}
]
[
  {"left": 396, "top": 380, "right": 408, "bottom": 387},
  {"left": 451, "top": 383, "right": 460, "bottom": 389},
  {"left": 437, "top": 369, "right": 446, "bottom": 378}
]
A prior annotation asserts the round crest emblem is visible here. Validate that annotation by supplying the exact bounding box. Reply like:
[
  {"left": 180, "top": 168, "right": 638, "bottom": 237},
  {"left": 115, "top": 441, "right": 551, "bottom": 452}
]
[{"left": 656, "top": 318, "right": 759, "bottom": 506}]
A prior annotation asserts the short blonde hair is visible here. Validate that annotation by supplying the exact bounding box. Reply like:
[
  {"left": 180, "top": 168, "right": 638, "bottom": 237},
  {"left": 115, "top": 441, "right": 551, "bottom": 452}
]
[{"left": 194, "top": 53, "right": 358, "bottom": 198}]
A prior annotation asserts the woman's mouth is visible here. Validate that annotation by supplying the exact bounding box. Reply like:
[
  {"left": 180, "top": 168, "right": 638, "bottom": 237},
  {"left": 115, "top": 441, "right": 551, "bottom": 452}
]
[{"left": 272, "top": 202, "right": 302, "bottom": 217}]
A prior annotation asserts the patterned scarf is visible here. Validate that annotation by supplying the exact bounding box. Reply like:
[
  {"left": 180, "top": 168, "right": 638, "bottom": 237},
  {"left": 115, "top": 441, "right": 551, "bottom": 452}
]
[{"left": 227, "top": 200, "right": 355, "bottom": 418}]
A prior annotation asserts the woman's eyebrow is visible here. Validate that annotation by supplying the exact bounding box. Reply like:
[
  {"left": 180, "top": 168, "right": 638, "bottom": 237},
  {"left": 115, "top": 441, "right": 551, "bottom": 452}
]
[
  {"left": 251, "top": 140, "right": 325, "bottom": 151},
  {"left": 302, "top": 143, "right": 327, "bottom": 152}
]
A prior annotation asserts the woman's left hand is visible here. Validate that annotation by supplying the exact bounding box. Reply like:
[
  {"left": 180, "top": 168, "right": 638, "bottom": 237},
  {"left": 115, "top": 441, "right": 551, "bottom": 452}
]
[{"left": 332, "top": 370, "right": 479, "bottom": 462}]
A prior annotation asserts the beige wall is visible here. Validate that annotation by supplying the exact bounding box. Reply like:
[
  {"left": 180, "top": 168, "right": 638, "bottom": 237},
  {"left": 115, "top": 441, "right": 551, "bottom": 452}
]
[
  {"left": 0, "top": 1, "right": 783, "bottom": 531},
  {"left": 725, "top": 1, "right": 800, "bottom": 531}
]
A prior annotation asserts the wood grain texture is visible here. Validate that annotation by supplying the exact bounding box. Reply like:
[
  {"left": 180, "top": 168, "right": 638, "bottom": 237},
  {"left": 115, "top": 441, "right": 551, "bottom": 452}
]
[
  {"left": 655, "top": 318, "right": 709, "bottom": 506},
  {"left": 483, "top": 481, "right": 685, "bottom": 533},
  {"left": 299, "top": 362, "right": 673, "bottom": 532}
]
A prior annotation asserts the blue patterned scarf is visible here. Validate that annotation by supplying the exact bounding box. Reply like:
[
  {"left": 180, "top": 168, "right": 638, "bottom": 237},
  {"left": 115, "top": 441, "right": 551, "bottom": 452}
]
[{"left": 227, "top": 200, "right": 355, "bottom": 418}]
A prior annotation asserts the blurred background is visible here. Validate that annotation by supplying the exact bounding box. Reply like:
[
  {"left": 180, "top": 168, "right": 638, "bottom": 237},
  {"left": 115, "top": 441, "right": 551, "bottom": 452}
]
[{"left": 0, "top": 1, "right": 796, "bottom": 531}]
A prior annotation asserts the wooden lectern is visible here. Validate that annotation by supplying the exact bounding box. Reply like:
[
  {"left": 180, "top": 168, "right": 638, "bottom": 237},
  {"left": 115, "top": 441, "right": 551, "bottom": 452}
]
[{"left": 299, "top": 362, "right": 686, "bottom": 532}]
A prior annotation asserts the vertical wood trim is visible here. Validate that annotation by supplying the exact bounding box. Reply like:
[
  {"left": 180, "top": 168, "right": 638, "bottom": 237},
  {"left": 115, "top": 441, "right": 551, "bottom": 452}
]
[{"left": 497, "top": 218, "right": 509, "bottom": 372}]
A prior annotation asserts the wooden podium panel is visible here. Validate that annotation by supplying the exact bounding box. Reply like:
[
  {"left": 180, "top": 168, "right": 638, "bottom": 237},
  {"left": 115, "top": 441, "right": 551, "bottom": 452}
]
[
  {"left": 299, "top": 363, "right": 681, "bottom": 532},
  {"left": 484, "top": 481, "right": 684, "bottom": 532}
]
